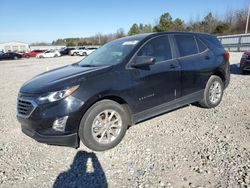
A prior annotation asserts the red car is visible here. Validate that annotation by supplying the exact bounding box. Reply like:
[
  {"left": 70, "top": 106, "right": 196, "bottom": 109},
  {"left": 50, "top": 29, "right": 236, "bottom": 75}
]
[{"left": 22, "top": 50, "right": 45, "bottom": 58}]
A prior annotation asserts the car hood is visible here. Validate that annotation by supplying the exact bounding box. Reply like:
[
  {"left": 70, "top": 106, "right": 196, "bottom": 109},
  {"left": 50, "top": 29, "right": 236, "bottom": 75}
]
[{"left": 20, "top": 64, "right": 112, "bottom": 94}]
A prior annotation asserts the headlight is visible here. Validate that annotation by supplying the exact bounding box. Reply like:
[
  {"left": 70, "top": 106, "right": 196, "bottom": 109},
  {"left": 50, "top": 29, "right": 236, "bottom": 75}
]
[{"left": 38, "top": 85, "right": 79, "bottom": 103}]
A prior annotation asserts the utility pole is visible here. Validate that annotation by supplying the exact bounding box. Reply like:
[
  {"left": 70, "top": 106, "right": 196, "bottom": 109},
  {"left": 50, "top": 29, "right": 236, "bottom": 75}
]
[{"left": 245, "top": 3, "right": 250, "bottom": 34}]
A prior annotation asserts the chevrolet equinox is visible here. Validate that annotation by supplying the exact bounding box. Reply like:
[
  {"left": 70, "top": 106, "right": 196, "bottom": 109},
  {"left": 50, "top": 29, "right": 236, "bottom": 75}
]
[{"left": 17, "top": 32, "right": 230, "bottom": 151}]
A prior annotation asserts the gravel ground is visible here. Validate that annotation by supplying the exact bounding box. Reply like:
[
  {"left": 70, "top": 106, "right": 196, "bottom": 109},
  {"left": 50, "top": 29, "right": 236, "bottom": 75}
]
[{"left": 0, "top": 53, "right": 249, "bottom": 188}]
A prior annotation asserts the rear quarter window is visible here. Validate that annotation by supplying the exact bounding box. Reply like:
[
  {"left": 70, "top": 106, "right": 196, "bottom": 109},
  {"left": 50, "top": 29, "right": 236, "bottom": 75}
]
[
  {"left": 201, "top": 35, "right": 224, "bottom": 49},
  {"left": 174, "top": 35, "right": 198, "bottom": 57},
  {"left": 196, "top": 38, "right": 207, "bottom": 52}
]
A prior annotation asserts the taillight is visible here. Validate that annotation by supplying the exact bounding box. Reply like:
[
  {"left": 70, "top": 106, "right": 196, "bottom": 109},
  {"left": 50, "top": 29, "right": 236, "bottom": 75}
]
[{"left": 224, "top": 51, "right": 230, "bottom": 63}]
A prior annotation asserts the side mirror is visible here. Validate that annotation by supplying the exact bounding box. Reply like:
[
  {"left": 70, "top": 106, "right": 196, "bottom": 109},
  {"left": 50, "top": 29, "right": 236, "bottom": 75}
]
[{"left": 131, "top": 56, "right": 156, "bottom": 68}]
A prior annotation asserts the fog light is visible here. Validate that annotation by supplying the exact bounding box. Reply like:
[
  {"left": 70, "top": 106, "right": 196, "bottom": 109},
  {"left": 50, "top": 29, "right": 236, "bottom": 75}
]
[{"left": 52, "top": 116, "right": 68, "bottom": 132}]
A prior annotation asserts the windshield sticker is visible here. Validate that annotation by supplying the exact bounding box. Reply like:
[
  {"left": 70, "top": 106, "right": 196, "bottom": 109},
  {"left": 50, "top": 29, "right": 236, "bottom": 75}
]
[{"left": 122, "top": 40, "right": 139, "bottom": 45}]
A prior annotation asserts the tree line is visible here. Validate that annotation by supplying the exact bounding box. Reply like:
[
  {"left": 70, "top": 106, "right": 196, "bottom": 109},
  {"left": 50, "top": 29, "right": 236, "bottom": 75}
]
[{"left": 49, "top": 7, "right": 248, "bottom": 46}]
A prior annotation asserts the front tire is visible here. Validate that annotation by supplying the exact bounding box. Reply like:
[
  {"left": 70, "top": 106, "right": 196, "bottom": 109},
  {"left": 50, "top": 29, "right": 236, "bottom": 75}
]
[
  {"left": 199, "top": 75, "right": 224, "bottom": 108},
  {"left": 79, "top": 100, "right": 129, "bottom": 151}
]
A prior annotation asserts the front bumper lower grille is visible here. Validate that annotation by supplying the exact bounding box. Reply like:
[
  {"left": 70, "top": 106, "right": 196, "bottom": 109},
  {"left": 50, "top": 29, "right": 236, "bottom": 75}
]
[{"left": 17, "top": 98, "right": 36, "bottom": 118}]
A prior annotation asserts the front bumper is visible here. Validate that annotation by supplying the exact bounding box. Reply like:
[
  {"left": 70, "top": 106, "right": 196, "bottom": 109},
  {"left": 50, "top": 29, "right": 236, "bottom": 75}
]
[
  {"left": 22, "top": 126, "right": 79, "bottom": 148},
  {"left": 17, "top": 94, "right": 85, "bottom": 148}
]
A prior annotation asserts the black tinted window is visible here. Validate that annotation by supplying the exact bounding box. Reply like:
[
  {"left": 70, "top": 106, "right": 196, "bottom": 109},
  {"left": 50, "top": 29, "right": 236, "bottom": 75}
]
[
  {"left": 196, "top": 38, "right": 207, "bottom": 52},
  {"left": 138, "top": 36, "right": 172, "bottom": 63},
  {"left": 175, "top": 35, "right": 198, "bottom": 57}
]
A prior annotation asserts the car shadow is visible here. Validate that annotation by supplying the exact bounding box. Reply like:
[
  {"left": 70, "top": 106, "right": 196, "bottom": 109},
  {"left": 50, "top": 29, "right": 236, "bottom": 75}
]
[{"left": 53, "top": 151, "right": 107, "bottom": 188}]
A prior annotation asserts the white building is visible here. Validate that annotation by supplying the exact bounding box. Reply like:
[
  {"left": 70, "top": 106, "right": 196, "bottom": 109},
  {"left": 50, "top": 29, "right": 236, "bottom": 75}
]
[
  {"left": 30, "top": 45, "right": 66, "bottom": 51},
  {"left": 0, "top": 41, "right": 30, "bottom": 52}
]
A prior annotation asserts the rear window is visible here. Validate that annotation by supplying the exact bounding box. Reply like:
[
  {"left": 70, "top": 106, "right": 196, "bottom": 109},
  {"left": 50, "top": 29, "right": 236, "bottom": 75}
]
[
  {"left": 201, "top": 35, "right": 224, "bottom": 49},
  {"left": 175, "top": 35, "right": 198, "bottom": 57}
]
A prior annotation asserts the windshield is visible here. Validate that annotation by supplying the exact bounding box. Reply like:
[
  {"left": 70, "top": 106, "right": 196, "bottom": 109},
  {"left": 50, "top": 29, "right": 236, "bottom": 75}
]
[{"left": 78, "top": 38, "right": 140, "bottom": 67}]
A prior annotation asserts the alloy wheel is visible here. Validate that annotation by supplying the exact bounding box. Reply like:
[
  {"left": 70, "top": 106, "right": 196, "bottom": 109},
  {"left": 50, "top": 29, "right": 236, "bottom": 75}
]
[
  {"left": 208, "top": 81, "right": 222, "bottom": 104},
  {"left": 91, "top": 110, "right": 122, "bottom": 144}
]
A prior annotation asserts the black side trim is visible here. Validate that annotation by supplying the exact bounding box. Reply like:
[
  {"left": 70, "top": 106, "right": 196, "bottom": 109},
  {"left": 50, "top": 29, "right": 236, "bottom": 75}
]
[
  {"left": 22, "top": 126, "right": 79, "bottom": 148},
  {"left": 133, "top": 90, "right": 204, "bottom": 123}
]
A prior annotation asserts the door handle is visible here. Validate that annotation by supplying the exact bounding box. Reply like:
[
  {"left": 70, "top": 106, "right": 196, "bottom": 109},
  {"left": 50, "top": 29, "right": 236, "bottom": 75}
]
[
  {"left": 170, "top": 63, "right": 178, "bottom": 69},
  {"left": 205, "top": 55, "right": 211, "bottom": 60}
]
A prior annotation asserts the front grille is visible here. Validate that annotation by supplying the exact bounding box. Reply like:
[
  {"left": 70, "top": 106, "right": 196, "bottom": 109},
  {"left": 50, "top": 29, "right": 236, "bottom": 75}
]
[{"left": 17, "top": 98, "right": 36, "bottom": 117}]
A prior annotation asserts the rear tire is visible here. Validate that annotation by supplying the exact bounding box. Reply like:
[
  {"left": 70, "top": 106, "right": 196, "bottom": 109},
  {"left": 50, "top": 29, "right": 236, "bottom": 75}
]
[
  {"left": 199, "top": 75, "right": 224, "bottom": 108},
  {"left": 13, "top": 56, "right": 18, "bottom": 60},
  {"left": 79, "top": 100, "right": 129, "bottom": 151}
]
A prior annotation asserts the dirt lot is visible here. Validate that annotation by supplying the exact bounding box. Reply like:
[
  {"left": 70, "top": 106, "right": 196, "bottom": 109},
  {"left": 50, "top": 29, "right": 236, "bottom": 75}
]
[{"left": 0, "top": 53, "right": 249, "bottom": 188}]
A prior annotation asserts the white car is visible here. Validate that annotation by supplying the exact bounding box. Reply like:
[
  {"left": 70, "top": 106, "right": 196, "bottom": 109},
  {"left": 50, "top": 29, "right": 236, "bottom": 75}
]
[
  {"left": 36, "top": 50, "right": 61, "bottom": 58},
  {"left": 69, "top": 47, "right": 86, "bottom": 56},
  {"left": 78, "top": 47, "right": 98, "bottom": 56}
]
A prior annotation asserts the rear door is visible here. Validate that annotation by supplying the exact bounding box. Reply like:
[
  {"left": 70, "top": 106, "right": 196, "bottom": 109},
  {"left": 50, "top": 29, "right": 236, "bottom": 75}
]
[
  {"left": 127, "top": 35, "right": 181, "bottom": 113},
  {"left": 173, "top": 34, "right": 213, "bottom": 96}
]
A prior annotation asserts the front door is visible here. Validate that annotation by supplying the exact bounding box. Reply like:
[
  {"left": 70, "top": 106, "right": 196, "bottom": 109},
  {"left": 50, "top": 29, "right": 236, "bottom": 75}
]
[{"left": 127, "top": 35, "right": 181, "bottom": 113}]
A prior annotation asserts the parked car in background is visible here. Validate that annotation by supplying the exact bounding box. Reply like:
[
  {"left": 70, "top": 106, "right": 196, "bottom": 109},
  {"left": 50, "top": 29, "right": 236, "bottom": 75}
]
[
  {"left": 0, "top": 52, "right": 22, "bottom": 60},
  {"left": 23, "top": 50, "right": 45, "bottom": 58},
  {"left": 36, "top": 50, "right": 61, "bottom": 58},
  {"left": 60, "top": 47, "right": 75, "bottom": 56},
  {"left": 17, "top": 32, "right": 230, "bottom": 151},
  {"left": 69, "top": 47, "right": 85, "bottom": 56},
  {"left": 240, "top": 51, "right": 250, "bottom": 73},
  {"left": 78, "top": 47, "right": 98, "bottom": 56}
]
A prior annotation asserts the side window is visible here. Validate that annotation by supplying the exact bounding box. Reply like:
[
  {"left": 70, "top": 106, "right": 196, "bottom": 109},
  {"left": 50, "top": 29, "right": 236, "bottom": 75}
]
[
  {"left": 175, "top": 35, "right": 198, "bottom": 57},
  {"left": 196, "top": 38, "right": 207, "bottom": 52},
  {"left": 137, "top": 36, "right": 172, "bottom": 63}
]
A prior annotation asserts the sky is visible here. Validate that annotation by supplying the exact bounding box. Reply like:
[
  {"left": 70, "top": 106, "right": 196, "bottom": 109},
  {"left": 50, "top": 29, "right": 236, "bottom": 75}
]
[{"left": 0, "top": 0, "right": 249, "bottom": 43}]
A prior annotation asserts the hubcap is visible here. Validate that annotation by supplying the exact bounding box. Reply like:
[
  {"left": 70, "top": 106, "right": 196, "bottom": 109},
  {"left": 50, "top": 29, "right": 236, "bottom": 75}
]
[
  {"left": 209, "top": 81, "right": 222, "bottom": 104},
  {"left": 91, "top": 110, "right": 122, "bottom": 144}
]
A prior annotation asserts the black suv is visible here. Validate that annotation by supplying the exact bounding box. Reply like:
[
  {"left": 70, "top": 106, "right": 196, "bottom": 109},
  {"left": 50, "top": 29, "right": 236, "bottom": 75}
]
[{"left": 17, "top": 32, "right": 230, "bottom": 151}]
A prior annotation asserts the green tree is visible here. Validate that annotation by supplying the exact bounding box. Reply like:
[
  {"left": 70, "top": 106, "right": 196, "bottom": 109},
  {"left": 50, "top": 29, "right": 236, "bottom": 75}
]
[
  {"left": 173, "top": 18, "right": 185, "bottom": 31},
  {"left": 202, "top": 12, "right": 218, "bottom": 33},
  {"left": 213, "top": 23, "right": 229, "bottom": 34},
  {"left": 153, "top": 12, "right": 174, "bottom": 32},
  {"left": 128, "top": 23, "right": 140, "bottom": 35}
]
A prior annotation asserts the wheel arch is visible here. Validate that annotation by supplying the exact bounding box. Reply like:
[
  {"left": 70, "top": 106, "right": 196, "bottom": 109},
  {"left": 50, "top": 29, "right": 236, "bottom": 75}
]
[
  {"left": 79, "top": 94, "right": 134, "bottom": 128},
  {"left": 213, "top": 70, "right": 226, "bottom": 87}
]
